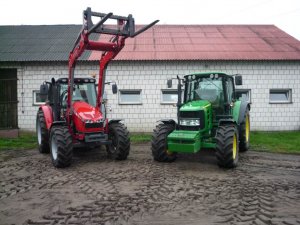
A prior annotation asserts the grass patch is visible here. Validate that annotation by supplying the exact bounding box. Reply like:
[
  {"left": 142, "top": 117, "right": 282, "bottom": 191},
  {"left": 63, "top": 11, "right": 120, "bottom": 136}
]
[
  {"left": 0, "top": 132, "right": 152, "bottom": 150},
  {"left": 130, "top": 133, "right": 152, "bottom": 144},
  {"left": 250, "top": 131, "right": 300, "bottom": 154},
  {"left": 1, "top": 131, "right": 299, "bottom": 154},
  {"left": 0, "top": 131, "right": 37, "bottom": 151}
]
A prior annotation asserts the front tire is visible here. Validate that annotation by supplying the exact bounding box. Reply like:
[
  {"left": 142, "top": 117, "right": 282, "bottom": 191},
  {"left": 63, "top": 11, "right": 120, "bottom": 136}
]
[
  {"left": 215, "top": 125, "right": 239, "bottom": 168},
  {"left": 151, "top": 123, "right": 177, "bottom": 162},
  {"left": 106, "top": 123, "right": 130, "bottom": 160},
  {"left": 50, "top": 126, "right": 73, "bottom": 168},
  {"left": 36, "top": 109, "right": 50, "bottom": 153},
  {"left": 239, "top": 108, "right": 250, "bottom": 152}
]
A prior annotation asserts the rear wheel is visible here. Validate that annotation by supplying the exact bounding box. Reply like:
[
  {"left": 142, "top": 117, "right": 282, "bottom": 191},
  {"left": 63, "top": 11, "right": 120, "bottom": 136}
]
[
  {"left": 36, "top": 109, "right": 50, "bottom": 153},
  {"left": 50, "top": 126, "right": 73, "bottom": 168},
  {"left": 239, "top": 108, "right": 250, "bottom": 152},
  {"left": 106, "top": 123, "right": 130, "bottom": 160},
  {"left": 215, "top": 125, "right": 239, "bottom": 168},
  {"left": 151, "top": 123, "right": 177, "bottom": 162}
]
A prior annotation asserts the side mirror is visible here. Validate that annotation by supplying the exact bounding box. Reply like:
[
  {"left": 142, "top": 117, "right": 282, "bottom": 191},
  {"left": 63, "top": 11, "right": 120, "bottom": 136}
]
[
  {"left": 235, "top": 75, "right": 243, "bottom": 85},
  {"left": 167, "top": 79, "right": 172, "bottom": 88},
  {"left": 112, "top": 84, "right": 118, "bottom": 94},
  {"left": 39, "top": 83, "right": 48, "bottom": 101}
]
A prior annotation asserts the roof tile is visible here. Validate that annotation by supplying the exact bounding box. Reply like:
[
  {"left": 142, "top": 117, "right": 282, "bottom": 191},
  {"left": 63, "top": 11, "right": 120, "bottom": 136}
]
[{"left": 1, "top": 24, "right": 300, "bottom": 62}]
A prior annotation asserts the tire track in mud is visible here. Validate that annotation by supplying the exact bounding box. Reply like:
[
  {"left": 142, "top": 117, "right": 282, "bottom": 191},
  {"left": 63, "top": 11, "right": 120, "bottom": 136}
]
[{"left": 0, "top": 147, "right": 300, "bottom": 225}]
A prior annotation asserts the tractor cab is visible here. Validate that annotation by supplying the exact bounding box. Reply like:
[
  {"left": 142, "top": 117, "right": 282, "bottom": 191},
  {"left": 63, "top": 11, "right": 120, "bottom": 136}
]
[
  {"left": 182, "top": 72, "right": 240, "bottom": 124},
  {"left": 40, "top": 78, "right": 98, "bottom": 121}
]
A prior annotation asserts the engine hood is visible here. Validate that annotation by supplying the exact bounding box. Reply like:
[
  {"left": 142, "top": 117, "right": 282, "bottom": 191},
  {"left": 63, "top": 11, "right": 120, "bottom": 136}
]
[
  {"left": 72, "top": 101, "right": 102, "bottom": 122},
  {"left": 180, "top": 100, "right": 211, "bottom": 112}
]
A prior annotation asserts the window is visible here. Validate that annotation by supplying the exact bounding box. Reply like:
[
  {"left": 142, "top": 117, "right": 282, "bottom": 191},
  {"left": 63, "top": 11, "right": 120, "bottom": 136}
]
[
  {"left": 119, "top": 90, "right": 142, "bottom": 104},
  {"left": 226, "top": 79, "right": 234, "bottom": 103},
  {"left": 269, "top": 89, "right": 292, "bottom": 103},
  {"left": 33, "top": 90, "right": 46, "bottom": 105},
  {"left": 236, "top": 89, "right": 251, "bottom": 103},
  {"left": 161, "top": 89, "right": 178, "bottom": 104}
]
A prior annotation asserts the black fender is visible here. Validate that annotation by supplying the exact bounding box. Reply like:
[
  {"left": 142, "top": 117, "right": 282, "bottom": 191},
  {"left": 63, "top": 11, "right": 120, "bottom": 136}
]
[
  {"left": 218, "top": 119, "right": 236, "bottom": 127},
  {"left": 157, "top": 119, "right": 177, "bottom": 126},
  {"left": 50, "top": 121, "right": 66, "bottom": 130},
  {"left": 238, "top": 102, "right": 250, "bottom": 125},
  {"left": 108, "top": 119, "right": 123, "bottom": 124}
]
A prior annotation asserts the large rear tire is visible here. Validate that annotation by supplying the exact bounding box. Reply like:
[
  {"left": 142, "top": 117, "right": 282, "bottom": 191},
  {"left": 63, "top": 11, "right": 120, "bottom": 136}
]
[
  {"left": 36, "top": 109, "right": 50, "bottom": 153},
  {"left": 50, "top": 126, "right": 73, "bottom": 168},
  {"left": 239, "top": 108, "right": 250, "bottom": 152},
  {"left": 106, "top": 123, "right": 130, "bottom": 160},
  {"left": 151, "top": 123, "right": 177, "bottom": 162},
  {"left": 215, "top": 125, "right": 239, "bottom": 168}
]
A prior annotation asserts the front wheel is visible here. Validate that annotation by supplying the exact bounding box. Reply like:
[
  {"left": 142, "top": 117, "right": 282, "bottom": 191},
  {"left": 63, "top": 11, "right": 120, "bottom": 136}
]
[
  {"left": 50, "top": 126, "right": 73, "bottom": 168},
  {"left": 106, "top": 123, "right": 130, "bottom": 160},
  {"left": 215, "top": 125, "right": 239, "bottom": 168},
  {"left": 151, "top": 123, "right": 177, "bottom": 162}
]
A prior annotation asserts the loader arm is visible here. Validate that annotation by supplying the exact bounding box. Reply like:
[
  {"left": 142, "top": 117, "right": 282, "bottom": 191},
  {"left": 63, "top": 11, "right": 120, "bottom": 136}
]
[{"left": 67, "top": 7, "right": 159, "bottom": 126}]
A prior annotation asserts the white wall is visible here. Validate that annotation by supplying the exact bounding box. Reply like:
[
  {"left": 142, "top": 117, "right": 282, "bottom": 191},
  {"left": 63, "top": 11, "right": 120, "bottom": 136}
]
[{"left": 1, "top": 60, "right": 299, "bottom": 132}]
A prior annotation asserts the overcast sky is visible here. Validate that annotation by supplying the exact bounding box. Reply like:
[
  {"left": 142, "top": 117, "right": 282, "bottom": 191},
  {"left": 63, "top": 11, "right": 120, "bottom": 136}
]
[{"left": 0, "top": 0, "right": 299, "bottom": 40}]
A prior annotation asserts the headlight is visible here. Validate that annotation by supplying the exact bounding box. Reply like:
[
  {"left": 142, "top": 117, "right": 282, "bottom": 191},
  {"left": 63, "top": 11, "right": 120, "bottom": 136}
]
[{"left": 179, "top": 119, "right": 200, "bottom": 126}]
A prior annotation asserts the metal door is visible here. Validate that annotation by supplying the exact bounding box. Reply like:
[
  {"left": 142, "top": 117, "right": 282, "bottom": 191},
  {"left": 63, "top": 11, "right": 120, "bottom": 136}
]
[{"left": 0, "top": 69, "right": 18, "bottom": 129}]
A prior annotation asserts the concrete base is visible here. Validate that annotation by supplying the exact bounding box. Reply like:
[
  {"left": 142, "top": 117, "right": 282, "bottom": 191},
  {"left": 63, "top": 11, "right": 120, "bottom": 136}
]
[{"left": 0, "top": 129, "right": 19, "bottom": 138}]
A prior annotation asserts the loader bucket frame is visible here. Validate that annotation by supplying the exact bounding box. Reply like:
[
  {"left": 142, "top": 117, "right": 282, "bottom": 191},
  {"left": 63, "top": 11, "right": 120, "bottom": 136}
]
[{"left": 66, "top": 7, "right": 159, "bottom": 134}]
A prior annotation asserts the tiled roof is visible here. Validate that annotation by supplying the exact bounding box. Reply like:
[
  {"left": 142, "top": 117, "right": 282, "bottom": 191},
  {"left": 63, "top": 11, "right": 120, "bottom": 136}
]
[
  {"left": 90, "top": 25, "right": 300, "bottom": 61},
  {"left": 1, "top": 24, "right": 300, "bottom": 62},
  {"left": 0, "top": 25, "right": 97, "bottom": 62}
]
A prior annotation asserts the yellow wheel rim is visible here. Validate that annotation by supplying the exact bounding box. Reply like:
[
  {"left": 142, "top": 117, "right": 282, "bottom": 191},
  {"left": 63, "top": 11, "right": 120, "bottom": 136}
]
[
  {"left": 166, "top": 149, "right": 173, "bottom": 156},
  {"left": 233, "top": 133, "right": 237, "bottom": 159},
  {"left": 245, "top": 114, "right": 250, "bottom": 142}
]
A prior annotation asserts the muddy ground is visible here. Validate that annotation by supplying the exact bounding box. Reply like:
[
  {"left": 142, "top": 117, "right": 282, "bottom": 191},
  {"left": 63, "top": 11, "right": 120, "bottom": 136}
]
[{"left": 0, "top": 144, "right": 299, "bottom": 225}]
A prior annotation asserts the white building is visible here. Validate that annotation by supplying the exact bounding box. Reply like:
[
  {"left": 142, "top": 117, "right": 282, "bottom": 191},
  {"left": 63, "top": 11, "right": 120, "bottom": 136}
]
[{"left": 0, "top": 25, "right": 299, "bottom": 133}]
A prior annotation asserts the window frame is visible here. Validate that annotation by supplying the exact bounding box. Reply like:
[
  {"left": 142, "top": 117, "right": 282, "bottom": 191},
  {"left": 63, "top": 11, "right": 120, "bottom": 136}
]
[
  {"left": 161, "top": 89, "right": 178, "bottom": 104},
  {"left": 235, "top": 89, "right": 251, "bottom": 103},
  {"left": 118, "top": 89, "right": 142, "bottom": 105},
  {"left": 32, "top": 90, "right": 46, "bottom": 106},
  {"left": 269, "top": 89, "right": 292, "bottom": 104}
]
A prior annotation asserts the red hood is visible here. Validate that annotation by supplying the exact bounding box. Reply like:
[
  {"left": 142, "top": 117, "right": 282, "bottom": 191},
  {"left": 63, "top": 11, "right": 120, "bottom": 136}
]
[{"left": 72, "top": 101, "right": 102, "bottom": 122}]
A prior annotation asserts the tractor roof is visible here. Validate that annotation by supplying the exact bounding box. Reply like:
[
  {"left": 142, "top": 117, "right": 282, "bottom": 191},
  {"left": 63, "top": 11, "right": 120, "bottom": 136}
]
[
  {"left": 184, "top": 72, "right": 230, "bottom": 78},
  {"left": 56, "top": 77, "right": 96, "bottom": 84}
]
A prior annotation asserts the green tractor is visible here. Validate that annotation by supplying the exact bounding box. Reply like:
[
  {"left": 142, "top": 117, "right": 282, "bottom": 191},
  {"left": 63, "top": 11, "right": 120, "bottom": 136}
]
[{"left": 151, "top": 72, "right": 250, "bottom": 168}]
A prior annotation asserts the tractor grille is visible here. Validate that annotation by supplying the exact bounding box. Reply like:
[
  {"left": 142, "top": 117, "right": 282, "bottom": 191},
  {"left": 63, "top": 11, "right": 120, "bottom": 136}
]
[
  {"left": 179, "top": 110, "right": 205, "bottom": 130},
  {"left": 85, "top": 122, "right": 103, "bottom": 129},
  {"left": 180, "top": 126, "right": 200, "bottom": 131},
  {"left": 179, "top": 111, "right": 202, "bottom": 118}
]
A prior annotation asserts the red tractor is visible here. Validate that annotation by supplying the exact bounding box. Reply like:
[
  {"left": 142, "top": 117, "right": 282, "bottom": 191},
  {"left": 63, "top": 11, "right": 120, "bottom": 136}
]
[{"left": 36, "top": 8, "right": 158, "bottom": 167}]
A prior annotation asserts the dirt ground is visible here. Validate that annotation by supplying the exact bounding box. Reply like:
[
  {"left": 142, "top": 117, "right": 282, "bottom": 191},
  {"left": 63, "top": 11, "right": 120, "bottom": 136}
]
[{"left": 0, "top": 144, "right": 299, "bottom": 225}]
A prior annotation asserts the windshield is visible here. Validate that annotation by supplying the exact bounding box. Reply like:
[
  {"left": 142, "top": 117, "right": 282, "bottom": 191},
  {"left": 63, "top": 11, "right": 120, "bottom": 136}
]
[
  {"left": 184, "top": 77, "right": 223, "bottom": 104},
  {"left": 60, "top": 83, "right": 97, "bottom": 107}
]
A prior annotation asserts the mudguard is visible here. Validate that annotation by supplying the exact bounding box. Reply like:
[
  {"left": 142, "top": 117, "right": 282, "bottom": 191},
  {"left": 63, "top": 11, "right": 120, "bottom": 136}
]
[
  {"left": 218, "top": 119, "right": 236, "bottom": 126},
  {"left": 238, "top": 102, "right": 250, "bottom": 124},
  {"left": 39, "top": 105, "right": 53, "bottom": 130},
  {"left": 108, "top": 119, "right": 122, "bottom": 124},
  {"left": 158, "top": 119, "right": 177, "bottom": 125}
]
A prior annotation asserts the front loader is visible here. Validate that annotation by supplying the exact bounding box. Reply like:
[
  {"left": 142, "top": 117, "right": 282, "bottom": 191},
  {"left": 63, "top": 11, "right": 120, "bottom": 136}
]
[
  {"left": 36, "top": 7, "right": 159, "bottom": 168},
  {"left": 151, "top": 72, "right": 250, "bottom": 168}
]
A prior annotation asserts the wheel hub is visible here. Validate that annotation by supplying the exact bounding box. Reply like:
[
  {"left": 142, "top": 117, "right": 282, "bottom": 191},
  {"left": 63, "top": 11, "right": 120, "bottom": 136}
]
[
  {"left": 245, "top": 114, "right": 250, "bottom": 142},
  {"left": 233, "top": 133, "right": 237, "bottom": 159},
  {"left": 51, "top": 136, "right": 58, "bottom": 160},
  {"left": 37, "top": 120, "right": 41, "bottom": 145}
]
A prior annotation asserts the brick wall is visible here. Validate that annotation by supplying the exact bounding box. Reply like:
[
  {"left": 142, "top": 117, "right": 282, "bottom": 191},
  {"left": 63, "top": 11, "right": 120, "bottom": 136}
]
[{"left": 1, "top": 60, "right": 299, "bottom": 132}]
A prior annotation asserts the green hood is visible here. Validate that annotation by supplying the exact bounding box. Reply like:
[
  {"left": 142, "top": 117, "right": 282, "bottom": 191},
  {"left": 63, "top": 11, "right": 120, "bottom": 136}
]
[{"left": 180, "top": 100, "right": 211, "bottom": 112}]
